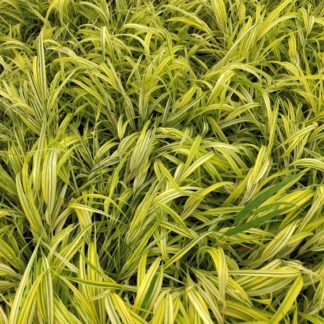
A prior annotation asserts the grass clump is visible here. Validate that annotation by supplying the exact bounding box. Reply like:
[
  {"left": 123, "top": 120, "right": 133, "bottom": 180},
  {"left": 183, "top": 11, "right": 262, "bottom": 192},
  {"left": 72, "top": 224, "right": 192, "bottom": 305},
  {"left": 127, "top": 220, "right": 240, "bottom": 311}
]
[{"left": 0, "top": 0, "right": 323, "bottom": 323}]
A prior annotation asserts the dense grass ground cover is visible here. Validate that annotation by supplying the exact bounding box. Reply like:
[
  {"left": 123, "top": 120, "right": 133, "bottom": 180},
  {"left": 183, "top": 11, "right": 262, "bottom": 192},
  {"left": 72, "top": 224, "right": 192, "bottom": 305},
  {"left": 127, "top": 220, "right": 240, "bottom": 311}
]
[{"left": 0, "top": 0, "right": 323, "bottom": 323}]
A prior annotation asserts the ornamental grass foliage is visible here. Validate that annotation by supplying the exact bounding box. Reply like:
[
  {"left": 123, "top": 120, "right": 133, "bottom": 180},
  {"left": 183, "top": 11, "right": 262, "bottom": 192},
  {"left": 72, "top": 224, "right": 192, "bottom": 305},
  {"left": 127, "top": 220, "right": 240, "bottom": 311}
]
[{"left": 0, "top": 0, "right": 323, "bottom": 323}]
